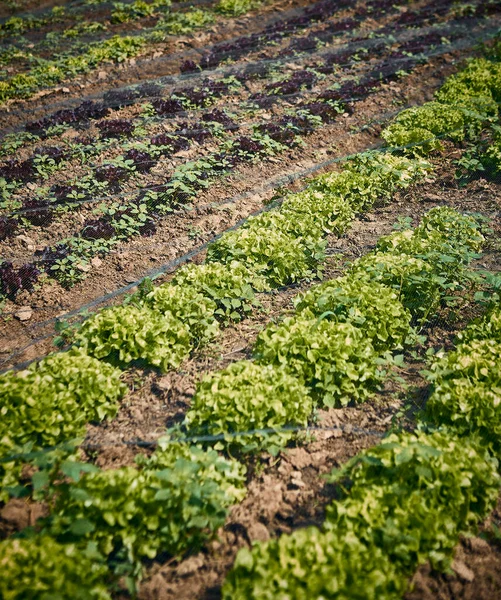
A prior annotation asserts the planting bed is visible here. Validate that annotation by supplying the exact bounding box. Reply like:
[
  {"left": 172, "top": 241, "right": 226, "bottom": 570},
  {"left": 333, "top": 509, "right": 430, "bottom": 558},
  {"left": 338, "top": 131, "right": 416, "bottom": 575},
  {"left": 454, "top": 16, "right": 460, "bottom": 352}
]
[{"left": 2, "top": 1, "right": 501, "bottom": 599}]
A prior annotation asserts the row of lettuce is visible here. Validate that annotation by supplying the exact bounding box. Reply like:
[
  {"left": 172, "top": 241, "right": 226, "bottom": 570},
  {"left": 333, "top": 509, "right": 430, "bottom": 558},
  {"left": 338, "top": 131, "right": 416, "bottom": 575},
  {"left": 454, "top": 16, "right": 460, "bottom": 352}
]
[
  {"left": 220, "top": 54, "right": 501, "bottom": 597},
  {"left": 223, "top": 289, "right": 501, "bottom": 599},
  {"left": 0, "top": 49, "right": 500, "bottom": 595}
]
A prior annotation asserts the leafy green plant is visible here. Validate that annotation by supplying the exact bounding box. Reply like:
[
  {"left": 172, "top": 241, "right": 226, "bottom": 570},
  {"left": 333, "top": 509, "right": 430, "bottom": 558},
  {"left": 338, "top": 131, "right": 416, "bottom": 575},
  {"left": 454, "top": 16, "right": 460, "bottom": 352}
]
[
  {"left": 456, "top": 304, "right": 501, "bottom": 343},
  {"left": 0, "top": 350, "right": 125, "bottom": 500},
  {"left": 111, "top": 0, "right": 171, "bottom": 23},
  {"left": 161, "top": 8, "right": 215, "bottom": 34},
  {"left": 426, "top": 379, "right": 501, "bottom": 458},
  {"left": 0, "top": 35, "right": 146, "bottom": 103},
  {"left": 375, "top": 208, "right": 483, "bottom": 285},
  {"left": 415, "top": 206, "right": 484, "bottom": 251},
  {"left": 0, "top": 536, "right": 111, "bottom": 600},
  {"left": 46, "top": 442, "right": 245, "bottom": 565},
  {"left": 254, "top": 317, "right": 381, "bottom": 407},
  {"left": 293, "top": 276, "right": 413, "bottom": 351},
  {"left": 215, "top": 0, "right": 261, "bottom": 16},
  {"left": 311, "top": 152, "right": 430, "bottom": 211},
  {"left": 145, "top": 283, "right": 219, "bottom": 344},
  {"left": 348, "top": 252, "right": 440, "bottom": 322},
  {"left": 325, "top": 429, "right": 500, "bottom": 570},
  {"left": 223, "top": 526, "right": 406, "bottom": 600},
  {"left": 425, "top": 338, "right": 501, "bottom": 387},
  {"left": 435, "top": 58, "right": 501, "bottom": 103},
  {"left": 388, "top": 102, "right": 467, "bottom": 141},
  {"left": 75, "top": 304, "right": 191, "bottom": 371},
  {"left": 207, "top": 214, "right": 326, "bottom": 287},
  {"left": 280, "top": 188, "right": 355, "bottom": 235},
  {"left": 184, "top": 361, "right": 313, "bottom": 453},
  {"left": 171, "top": 261, "right": 263, "bottom": 323},
  {"left": 381, "top": 124, "right": 443, "bottom": 156}
]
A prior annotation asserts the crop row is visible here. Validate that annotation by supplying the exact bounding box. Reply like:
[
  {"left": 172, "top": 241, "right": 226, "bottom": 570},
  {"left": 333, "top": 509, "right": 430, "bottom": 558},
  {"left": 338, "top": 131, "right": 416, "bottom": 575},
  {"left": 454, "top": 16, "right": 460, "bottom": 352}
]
[
  {"left": 0, "top": 0, "right": 172, "bottom": 38},
  {"left": 223, "top": 287, "right": 501, "bottom": 598}
]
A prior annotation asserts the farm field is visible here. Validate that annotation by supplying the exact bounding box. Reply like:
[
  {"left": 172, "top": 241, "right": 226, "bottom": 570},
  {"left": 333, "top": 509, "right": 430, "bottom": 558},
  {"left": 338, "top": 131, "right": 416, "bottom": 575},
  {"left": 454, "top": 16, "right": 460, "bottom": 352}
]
[{"left": 1, "top": 0, "right": 501, "bottom": 598}]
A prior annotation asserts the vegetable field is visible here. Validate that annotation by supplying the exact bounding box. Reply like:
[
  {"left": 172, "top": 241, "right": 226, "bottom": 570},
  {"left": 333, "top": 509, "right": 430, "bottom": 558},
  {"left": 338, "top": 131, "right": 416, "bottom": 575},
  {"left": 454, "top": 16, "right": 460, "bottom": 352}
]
[{"left": 1, "top": 0, "right": 501, "bottom": 598}]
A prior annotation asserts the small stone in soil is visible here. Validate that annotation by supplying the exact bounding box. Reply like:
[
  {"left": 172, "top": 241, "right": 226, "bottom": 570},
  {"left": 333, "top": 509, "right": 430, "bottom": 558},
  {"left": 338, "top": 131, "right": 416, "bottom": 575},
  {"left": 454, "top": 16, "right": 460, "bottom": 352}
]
[{"left": 14, "top": 307, "right": 33, "bottom": 321}]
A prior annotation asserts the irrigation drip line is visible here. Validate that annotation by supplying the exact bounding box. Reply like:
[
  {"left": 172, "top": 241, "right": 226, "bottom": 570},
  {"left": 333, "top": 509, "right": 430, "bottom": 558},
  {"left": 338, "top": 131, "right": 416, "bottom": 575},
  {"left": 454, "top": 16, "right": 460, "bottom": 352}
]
[
  {"left": 0, "top": 423, "right": 388, "bottom": 465},
  {"left": 1, "top": 0, "right": 490, "bottom": 131}
]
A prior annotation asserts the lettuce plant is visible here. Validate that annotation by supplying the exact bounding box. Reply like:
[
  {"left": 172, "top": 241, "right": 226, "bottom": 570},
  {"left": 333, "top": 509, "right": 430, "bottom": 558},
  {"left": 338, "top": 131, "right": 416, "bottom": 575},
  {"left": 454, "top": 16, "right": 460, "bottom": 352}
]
[
  {"left": 0, "top": 536, "right": 111, "bottom": 600},
  {"left": 413, "top": 206, "right": 484, "bottom": 251},
  {"left": 171, "top": 261, "right": 263, "bottom": 322},
  {"left": 47, "top": 442, "right": 245, "bottom": 564},
  {"left": 426, "top": 338, "right": 501, "bottom": 387},
  {"left": 456, "top": 305, "right": 501, "bottom": 344},
  {"left": 0, "top": 216, "right": 18, "bottom": 241},
  {"left": 185, "top": 361, "right": 313, "bottom": 453},
  {"left": 426, "top": 379, "right": 501, "bottom": 458},
  {"left": 435, "top": 58, "right": 501, "bottom": 103},
  {"left": 381, "top": 123, "right": 443, "bottom": 156},
  {"left": 75, "top": 305, "right": 191, "bottom": 371},
  {"left": 325, "top": 430, "right": 500, "bottom": 570},
  {"left": 280, "top": 188, "right": 355, "bottom": 235},
  {"left": 386, "top": 102, "right": 467, "bottom": 142},
  {"left": 254, "top": 317, "right": 381, "bottom": 407},
  {"left": 311, "top": 152, "right": 429, "bottom": 211},
  {"left": 223, "top": 526, "right": 406, "bottom": 600},
  {"left": 294, "top": 276, "right": 412, "bottom": 351},
  {"left": 145, "top": 283, "right": 219, "bottom": 344},
  {"left": 348, "top": 252, "right": 440, "bottom": 322},
  {"left": 0, "top": 350, "right": 125, "bottom": 500},
  {"left": 207, "top": 217, "right": 325, "bottom": 287},
  {"left": 0, "top": 261, "right": 39, "bottom": 300}
]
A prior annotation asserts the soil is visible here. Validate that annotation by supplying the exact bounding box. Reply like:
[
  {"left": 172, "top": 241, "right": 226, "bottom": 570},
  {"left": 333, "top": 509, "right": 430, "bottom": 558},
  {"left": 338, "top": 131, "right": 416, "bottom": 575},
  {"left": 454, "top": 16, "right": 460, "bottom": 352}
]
[{"left": 2, "top": 1, "right": 501, "bottom": 598}]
